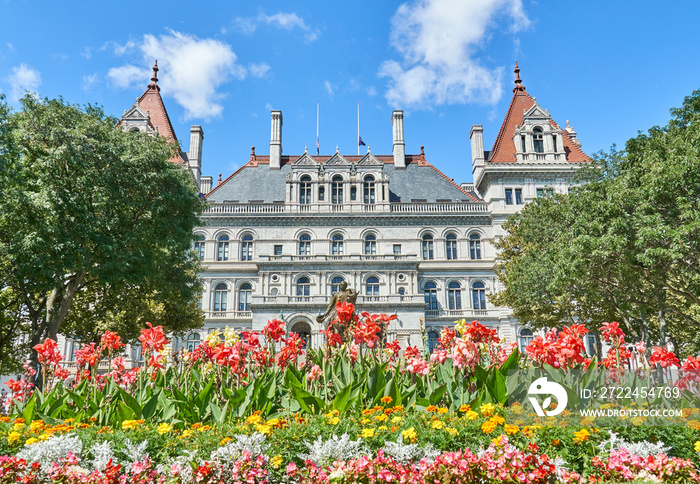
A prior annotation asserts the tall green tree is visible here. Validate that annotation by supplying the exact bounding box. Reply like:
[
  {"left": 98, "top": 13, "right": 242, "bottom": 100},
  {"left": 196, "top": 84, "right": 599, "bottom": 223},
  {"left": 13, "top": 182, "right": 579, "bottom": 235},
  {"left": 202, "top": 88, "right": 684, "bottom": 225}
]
[
  {"left": 0, "top": 96, "right": 205, "bottom": 375},
  {"left": 493, "top": 89, "right": 700, "bottom": 354}
]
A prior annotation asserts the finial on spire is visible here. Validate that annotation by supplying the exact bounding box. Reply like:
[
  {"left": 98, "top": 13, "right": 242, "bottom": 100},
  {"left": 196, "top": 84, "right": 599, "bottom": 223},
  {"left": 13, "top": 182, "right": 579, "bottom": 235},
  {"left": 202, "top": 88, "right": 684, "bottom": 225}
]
[
  {"left": 420, "top": 145, "right": 425, "bottom": 156},
  {"left": 250, "top": 146, "right": 256, "bottom": 160},
  {"left": 513, "top": 61, "right": 526, "bottom": 93},
  {"left": 149, "top": 60, "right": 161, "bottom": 91}
]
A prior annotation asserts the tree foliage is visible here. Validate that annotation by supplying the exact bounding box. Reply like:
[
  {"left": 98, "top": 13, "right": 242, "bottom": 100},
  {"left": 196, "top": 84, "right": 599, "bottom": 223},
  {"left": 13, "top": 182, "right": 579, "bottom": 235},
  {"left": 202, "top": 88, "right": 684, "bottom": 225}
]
[
  {"left": 0, "top": 95, "right": 205, "bottom": 374},
  {"left": 493, "top": 89, "right": 700, "bottom": 354}
]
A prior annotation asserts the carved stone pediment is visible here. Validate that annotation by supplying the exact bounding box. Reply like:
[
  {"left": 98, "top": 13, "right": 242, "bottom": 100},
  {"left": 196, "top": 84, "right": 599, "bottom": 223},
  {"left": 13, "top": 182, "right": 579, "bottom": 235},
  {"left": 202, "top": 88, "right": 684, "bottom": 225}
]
[
  {"left": 357, "top": 152, "right": 382, "bottom": 166},
  {"left": 293, "top": 152, "right": 319, "bottom": 166},
  {"left": 325, "top": 152, "right": 349, "bottom": 166}
]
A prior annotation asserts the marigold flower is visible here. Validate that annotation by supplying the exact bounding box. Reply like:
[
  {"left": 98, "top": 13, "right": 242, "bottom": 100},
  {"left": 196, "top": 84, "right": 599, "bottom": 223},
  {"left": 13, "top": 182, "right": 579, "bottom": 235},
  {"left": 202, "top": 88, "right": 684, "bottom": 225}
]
[
  {"left": 380, "top": 396, "right": 393, "bottom": 404},
  {"left": 157, "top": 423, "right": 173, "bottom": 435},
  {"left": 271, "top": 455, "right": 284, "bottom": 469},
  {"left": 695, "top": 441, "right": 700, "bottom": 453},
  {"left": 401, "top": 427, "right": 417, "bottom": 443},
  {"left": 481, "top": 420, "right": 498, "bottom": 434},
  {"left": 465, "top": 410, "right": 479, "bottom": 420},
  {"left": 458, "top": 404, "right": 470, "bottom": 413},
  {"left": 479, "top": 403, "right": 495, "bottom": 417},
  {"left": 426, "top": 405, "right": 437, "bottom": 413},
  {"left": 360, "top": 428, "right": 375, "bottom": 438},
  {"left": 573, "top": 428, "right": 590, "bottom": 442},
  {"left": 7, "top": 431, "right": 22, "bottom": 445},
  {"left": 431, "top": 420, "right": 444, "bottom": 429},
  {"left": 437, "top": 407, "right": 448, "bottom": 414},
  {"left": 504, "top": 424, "right": 519, "bottom": 435}
]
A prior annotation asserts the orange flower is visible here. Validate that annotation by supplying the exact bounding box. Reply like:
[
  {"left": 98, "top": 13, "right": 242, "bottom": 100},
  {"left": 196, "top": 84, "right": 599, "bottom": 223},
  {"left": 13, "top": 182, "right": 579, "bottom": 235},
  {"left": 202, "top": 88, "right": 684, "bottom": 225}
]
[
  {"left": 426, "top": 405, "right": 437, "bottom": 413},
  {"left": 380, "top": 396, "right": 393, "bottom": 404}
]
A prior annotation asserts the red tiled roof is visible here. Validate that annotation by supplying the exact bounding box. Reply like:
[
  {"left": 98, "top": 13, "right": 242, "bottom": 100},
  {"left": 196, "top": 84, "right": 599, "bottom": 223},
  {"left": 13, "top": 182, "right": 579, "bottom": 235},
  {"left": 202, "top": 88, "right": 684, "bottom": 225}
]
[{"left": 488, "top": 67, "right": 589, "bottom": 164}]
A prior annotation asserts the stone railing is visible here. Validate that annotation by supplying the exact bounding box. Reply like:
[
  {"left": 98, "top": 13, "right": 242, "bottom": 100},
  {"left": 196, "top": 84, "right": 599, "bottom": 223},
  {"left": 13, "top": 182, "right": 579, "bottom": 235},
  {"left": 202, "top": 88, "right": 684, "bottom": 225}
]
[
  {"left": 424, "top": 309, "right": 491, "bottom": 319},
  {"left": 203, "top": 202, "right": 488, "bottom": 215},
  {"left": 206, "top": 311, "right": 253, "bottom": 320}
]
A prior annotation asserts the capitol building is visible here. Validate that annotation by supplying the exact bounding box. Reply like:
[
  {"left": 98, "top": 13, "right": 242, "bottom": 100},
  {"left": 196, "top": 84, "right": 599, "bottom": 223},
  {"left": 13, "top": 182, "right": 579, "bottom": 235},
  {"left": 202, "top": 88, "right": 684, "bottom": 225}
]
[{"left": 58, "top": 63, "right": 592, "bottom": 365}]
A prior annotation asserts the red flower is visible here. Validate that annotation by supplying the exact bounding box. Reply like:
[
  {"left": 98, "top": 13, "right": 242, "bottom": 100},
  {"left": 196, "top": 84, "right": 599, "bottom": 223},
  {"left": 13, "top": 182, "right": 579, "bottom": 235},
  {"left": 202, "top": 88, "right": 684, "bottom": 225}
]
[
  {"left": 33, "top": 338, "right": 63, "bottom": 365},
  {"left": 649, "top": 347, "right": 679, "bottom": 368},
  {"left": 462, "top": 321, "right": 499, "bottom": 344},
  {"left": 600, "top": 322, "right": 625, "bottom": 344},
  {"left": 75, "top": 343, "right": 100, "bottom": 368},
  {"left": 384, "top": 340, "right": 401, "bottom": 357},
  {"left": 100, "top": 331, "right": 125, "bottom": 353},
  {"left": 139, "top": 323, "right": 168, "bottom": 353},
  {"left": 320, "top": 329, "right": 342, "bottom": 347},
  {"left": 263, "top": 319, "right": 286, "bottom": 342},
  {"left": 353, "top": 318, "right": 382, "bottom": 348},
  {"left": 336, "top": 302, "right": 356, "bottom": 323}
]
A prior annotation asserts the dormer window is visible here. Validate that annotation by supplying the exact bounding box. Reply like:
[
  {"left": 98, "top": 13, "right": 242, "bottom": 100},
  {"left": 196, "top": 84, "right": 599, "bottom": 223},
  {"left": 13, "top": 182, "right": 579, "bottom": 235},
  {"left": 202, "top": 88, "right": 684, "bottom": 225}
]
[
  {"left": 300, "top": 175, "right": 312, "bottom": 204},
  {"left": 533, "top": 127, "right": 544, "bottom": 153},
  {"left": 332, "top": 176, "right": 343, "bottom": 204},
  {"left": 363, "top": 175, "right": 375, "bottom": 204}
]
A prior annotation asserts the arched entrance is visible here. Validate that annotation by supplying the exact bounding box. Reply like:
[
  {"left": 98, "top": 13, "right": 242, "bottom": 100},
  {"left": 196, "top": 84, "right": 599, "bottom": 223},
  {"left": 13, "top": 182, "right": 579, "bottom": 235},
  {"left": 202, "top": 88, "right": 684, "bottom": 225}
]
[{"left": 290, "top": 320, "right": 312, "bottom": 349}]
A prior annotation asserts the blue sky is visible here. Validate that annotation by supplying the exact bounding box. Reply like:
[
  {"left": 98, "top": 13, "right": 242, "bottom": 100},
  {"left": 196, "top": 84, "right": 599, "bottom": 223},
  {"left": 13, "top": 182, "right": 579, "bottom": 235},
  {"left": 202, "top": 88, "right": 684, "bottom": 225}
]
[{"left": 1, "top": 1, "right": 699, "bottom": 185}]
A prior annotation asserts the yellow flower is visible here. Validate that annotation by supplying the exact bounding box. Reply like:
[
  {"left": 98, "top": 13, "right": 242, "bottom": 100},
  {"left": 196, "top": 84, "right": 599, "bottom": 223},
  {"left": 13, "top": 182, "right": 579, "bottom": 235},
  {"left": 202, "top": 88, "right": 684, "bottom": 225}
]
[
  {"left": 181, "top": 429, "right": 194, "bottom": 438},
  {"left": 694, "top": 441, "right": 700, "bottom": 453},
  {"left": 157, "top": 423, "right": 173, "bottom": 435},
  {"left": 7, "top": 431, "right": 21, "bottom": 445},
  {"left": 510, "top": 403, "right": 524, "bottom": 415},
  {"left": 361, "top": 428, "right": 375, "bottom": 438},
  {"left": 271, "top": 455, "right": 284, "bottom": 469},
  {"left": 266, "top": 418, "right": 280, "bottom": 428},
  {"left": 444, "top": 427, "right": 458, "bottom": 437},
  {"left": 573, "top": 428, "right": 590, "bottom": 442},
  {"left": 380, "top": 396, "right": 393, "bottom": 404},
  {"left": 465, "top": 410, "right": 479, "bottom": 421},
  {"left": 431, "top": 420, "right": 444, "bottom": 429},
  {"left": 220, "top": 437, "right": 232, "bottom": 446},
  {"left": 481, "top": 420, "right": 498, "bottom": 434},
  {"left": 491, "top": 434, "right": 506, "bottom": 446},
  {"left": 490, "top": 415, "right": 505, "bottom": 426},
  {"left": 121, "top": 420, "right": 142, "bottom": 431},
  {"left": 454, "top": 319, "right": 467, "bottom": 336},
  {"left": 246, "top": 414, "right": 264, "bottom": 425},
  {"left": 202, "top": 362, "right": 213, "bottom": 374},
  {"left": 459, "top": 404, "right": 470, "bottom": 413},
  {"left": 25, "top": 437, "right": 38, "bottom": 446},
  {"left": 391, "top": 416, "right": 402, "bottom": 424},
  {"left": 29, "top": 420, "right": 44, "bottom": 433},
  {"left": 38, "top": 433, "right": 50, "bottom": 441},
  {"left": 504, "top": 424, "right": 519, "bottom": 435},
  {"left": 256, "top": 424, "right": 273, "bottom": 436},
  {"left": 402, "top": 427, "right": 417, "bottom": 443},
  {"left": 630, "top": 417, "right": 645, "bottom": 426},
  {"left": 374, "top": 414, "right": 388, "bottom": 422},
  {"left": 687, "top": 420, "right": 700, "bottom": 430},
  {"left": 437, "top": 407, "right": 449, "bottom": 414},
  {"left": 480, "top": 403, "right": 495, "bottom": 417},
  {"left": 327, "top": 417, "right": 340, "bottom": 425},
  {"left": 360, "top": 417, "right": 370, "bottom": 425},
  {"left": 378, "top": 426, "right": 388, "bottom": 431},
  {"left": 580, "top": 416, "right": 595, "bottom": 427}
]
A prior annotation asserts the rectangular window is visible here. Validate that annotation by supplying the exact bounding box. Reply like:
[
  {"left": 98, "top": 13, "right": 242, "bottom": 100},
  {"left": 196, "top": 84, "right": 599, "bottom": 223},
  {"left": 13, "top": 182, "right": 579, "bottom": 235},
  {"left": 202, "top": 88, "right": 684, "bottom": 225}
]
[
  {"left": 505, "top": 188, "right": 513, "bottom": 205},
  {"left": 521, "top": 135, "right": 526, "bottom": 153},
  {"left": 537, "top": 188, "right": 554, "bottom": 198},
  {"left": 515, "top": 188, "right": 523, "bottom": 205},
  {"left": 552, "top": 134, "right": 557, "bottom": 153},
  {"left": 350, "top": 186, "right": 357, "bottom": 201},
  {"left": 393, "top": 244, "right": 402, "bottom": 255},
  {"left": 318, "top": 186, "right": 325, "bottom": 201},
  {"left": 273, "top": 245, "right": 282, "bottom": 256}
]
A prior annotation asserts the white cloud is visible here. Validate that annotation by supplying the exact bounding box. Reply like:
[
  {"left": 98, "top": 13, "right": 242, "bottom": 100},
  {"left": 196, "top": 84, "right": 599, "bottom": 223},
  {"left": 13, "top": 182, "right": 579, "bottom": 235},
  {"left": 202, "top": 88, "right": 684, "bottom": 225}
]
[
  {"left": 6, "top": 64, "right": 41, "bottom": 101},
  {"left": 324, "top": 80, "right": 334, "bottom": 96},
  {"left": 108, "top": 30, "right": 261, "bottom": 120},
  {"left": 248, "top": 62, "right": 270, "bottom": 78},
  {"left": 6, "top": 43, "right": 15, "bottom": 53},
  {"left": 265, "top": 102, "right": 273, "bottom": 111},
  {"left": 379, "top": 0, "right": 530, "bottom": 108},
  {"left": 232, "top": 12, "right": 319, "bottom": 42},
  {"left": 81, "top": 47, "right": 92, "bottom": 59},
  {"left": 367, "top": 86, "right": 378, "bottom": 97},
  {"left": 82, "top": 73, "right": 98, "bottom": 91}
]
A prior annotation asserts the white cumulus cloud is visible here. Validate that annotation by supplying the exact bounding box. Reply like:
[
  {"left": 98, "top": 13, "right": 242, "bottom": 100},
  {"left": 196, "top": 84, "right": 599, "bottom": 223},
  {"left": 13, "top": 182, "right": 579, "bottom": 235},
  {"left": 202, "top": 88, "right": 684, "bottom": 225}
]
[
  {"left": 108, "top": 30, "right": 261, "bottom": 120},
  {"left": 6, "top": 64, "right": 41, "bottom": 101},
  {"left": 379, "top": 0, "right": 530, "bottom": 108}
]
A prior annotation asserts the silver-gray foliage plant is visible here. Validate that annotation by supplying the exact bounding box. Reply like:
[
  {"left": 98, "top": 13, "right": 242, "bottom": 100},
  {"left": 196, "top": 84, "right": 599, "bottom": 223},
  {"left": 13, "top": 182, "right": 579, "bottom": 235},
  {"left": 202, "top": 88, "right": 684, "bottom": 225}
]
[
  {"left": 16, "top": 433, "right": 83, "bottom": 474},
  {"left": 88, "top": 440, "right": 115, "bottom": 472},
  {"left": 598, "top": 430, "right": 671, "bottom": 458},
  {"left": 298, "top": 433, "right": 369, "bottom": 465},
  {"left": 381, "top": 435, "right": 440, "bottom": 464},
  {"left": 122, "top": 438, "right": 149, "bottom": 473},
  {"left": 210, "top": 432, "right": 269, "bottom": 464}
]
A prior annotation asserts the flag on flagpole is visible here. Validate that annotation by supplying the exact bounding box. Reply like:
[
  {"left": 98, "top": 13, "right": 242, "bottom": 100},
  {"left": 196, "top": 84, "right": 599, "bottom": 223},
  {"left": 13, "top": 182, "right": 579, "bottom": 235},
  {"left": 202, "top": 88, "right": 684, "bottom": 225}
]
[{"left": 358, "top": 135, "right": 366, "bottom": 147}]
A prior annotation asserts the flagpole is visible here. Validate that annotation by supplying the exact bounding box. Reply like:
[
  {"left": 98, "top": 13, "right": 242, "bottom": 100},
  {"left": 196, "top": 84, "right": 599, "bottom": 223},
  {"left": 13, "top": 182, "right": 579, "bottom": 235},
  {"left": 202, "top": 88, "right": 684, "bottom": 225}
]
[
  {"left": 316, "top": 102, "right": 319, "bottom": 156},
  {"left": 357, "top": 103, "right": 360, "bottom": 155}
]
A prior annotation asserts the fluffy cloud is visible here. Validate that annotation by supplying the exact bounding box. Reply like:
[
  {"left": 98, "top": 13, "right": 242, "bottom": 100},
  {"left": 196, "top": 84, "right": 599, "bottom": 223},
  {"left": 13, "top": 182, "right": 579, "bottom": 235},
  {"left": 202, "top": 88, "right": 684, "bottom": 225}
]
[
  {"left": 108, "top": 31, "right": 258, "bottom": 120},
  {"left": 233, "top": 12, "right": 319, "bottom": 42},
  {"left": 6, "top": 64, "right": 41, "bottom": 101},
  {"left": 379, "top": 0, "right": 530, "bottom": 108},
  {"left": 324, "top": 80, "right": 334, "bottom": 96}
]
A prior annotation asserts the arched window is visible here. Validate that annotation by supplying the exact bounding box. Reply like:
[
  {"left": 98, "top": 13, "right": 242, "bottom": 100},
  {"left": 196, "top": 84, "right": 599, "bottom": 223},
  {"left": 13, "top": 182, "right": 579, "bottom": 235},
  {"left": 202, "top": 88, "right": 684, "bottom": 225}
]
[
  {"left": 469, "top": 233, "right": 482, "bottom": 260},
  {"left": 445, "top": 233, "right": 457, "bottom": 260},
  {"left": 533, "top": 127, "right": 544, "bottom": 153},
  {"left": 422, "top": 234, "right": 434, "bottom": 260},
  {"left": 217, "top": 235, "right": 230, "bottom": 261},
  {"left": 331, "top": 234, "right": 344, "bottom": 255},
  {"left": 472, "top": 281, "right": 486, "bottom": 310},
  {"left": 241, "top": 234, "right": 253, "bottom": 261},
  {"left": 363, "top": 175, "right": 375, "bottom": 204},
  {"left": 366, "top": 276, "right": 379, "bottom": 296},
  {"left": 298, "top": 234, "right": 311, "bottom": 256},
  {"left": 447, "top": 281, "right": 462, "bottom": 310},
  {"left": 299, "top": 175, "right": 312, "bottom": 204},
  {"left": 213, "top": 283, "right": 228, "bottom": 312},
  {"left": 186, "top": 333, "right": 201, "bottom": 352},
  {"left": 424, "top": 281, "right": 438, "bottom": 310},
  {"left": 194, "top": 234, "right": 205, "bottom": 260},
  {"left": 332, "top": 175, "right": 343, "bottom": 205},
  {"left": 519, "top": 328, "right": 534, "bottom": 353},
  {"left": 331, "top": 276, "right": 345, "bottom": 293},
  {"left": 428, "top": 331, "right": 439, "bottom": 353},
  {"left": 398, "top": 287, "right": 406, "bottom": 300},
  {"left": 296, "top": 276, "right": 310, "bottom": 296},
  {"left": 364, "top": 234, "right": 377, "bottom": 255},
  {"left": 238, "top": 283, "right": 252, "bottom": 311}
]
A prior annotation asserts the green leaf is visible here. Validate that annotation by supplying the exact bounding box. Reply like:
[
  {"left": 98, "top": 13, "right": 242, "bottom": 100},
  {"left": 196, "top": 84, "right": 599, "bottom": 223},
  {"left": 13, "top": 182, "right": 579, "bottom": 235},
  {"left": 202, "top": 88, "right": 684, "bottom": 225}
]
[{"left": 331, "top": 383, "right": 353, "bottom": 413}]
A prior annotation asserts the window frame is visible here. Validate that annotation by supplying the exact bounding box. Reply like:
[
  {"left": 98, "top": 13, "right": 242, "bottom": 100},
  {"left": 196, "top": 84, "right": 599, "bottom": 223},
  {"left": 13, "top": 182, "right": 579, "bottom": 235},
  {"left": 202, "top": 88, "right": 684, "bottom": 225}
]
[
  {"left": 424, "top": 281, "right": 438, "bottom": 310},
  {"left": 238, "top": 282, "right": 252, "bottom": 311},
  {"left": 217, "top": 235, "right": 230, "bottom": 261},
  {"left": 240, "top": 234, "right": 253, "bottom": 261},
  {"left": 422, "top": 234, "right": 434, "bottom": 260},
  {"left": 471, "top": 281, "right": 486, "bottom": 310},
  {"left": 447, "top": 281, "right": 462, "bottom": 310},
  {"left": 298, "top": 234, "right": 311, "bottom": 256},
  {"left": 469, "top": 233, "right": 482, "bottom": 260},
  {"left": 445, "top": 233, "right": 458, "bottom": 260}
]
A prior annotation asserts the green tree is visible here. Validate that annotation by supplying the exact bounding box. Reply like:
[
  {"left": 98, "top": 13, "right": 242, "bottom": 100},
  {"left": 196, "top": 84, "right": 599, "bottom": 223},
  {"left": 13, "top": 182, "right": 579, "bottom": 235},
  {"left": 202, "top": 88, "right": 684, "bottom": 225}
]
[
  {"left": 493, "top": 89, "right": 700, "bottom": 354},
  {"left": 0, "top": 96, "right": 205, "bottom": 375}
]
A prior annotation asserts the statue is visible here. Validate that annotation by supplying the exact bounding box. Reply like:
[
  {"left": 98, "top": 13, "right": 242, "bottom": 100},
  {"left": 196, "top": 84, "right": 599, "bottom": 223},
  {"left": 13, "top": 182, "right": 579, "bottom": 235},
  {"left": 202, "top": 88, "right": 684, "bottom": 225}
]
[{"left": 317, "top": 281, "right": 359, "bottom": 344}]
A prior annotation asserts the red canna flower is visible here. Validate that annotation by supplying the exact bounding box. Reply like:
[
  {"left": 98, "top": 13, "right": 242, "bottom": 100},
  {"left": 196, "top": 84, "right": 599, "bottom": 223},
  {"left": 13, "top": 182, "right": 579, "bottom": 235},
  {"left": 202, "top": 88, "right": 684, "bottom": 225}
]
[
  {"left": 139, "top": 322, "right": 168, "bottom": 353},
  {"left": 100, "top": 331, "right": 126, "bottom": 353},
  {"left": 263, "top": 319, "right": 286, "bottom": 343},
  {"left": 649, "top": 347, "right": 679, "bottom": 368},
  {"left": 336, "top": 302, "right": 356, "bottom": 324},
  {"left": 33, "top": 338, "right": 63, "bottom": 365}
]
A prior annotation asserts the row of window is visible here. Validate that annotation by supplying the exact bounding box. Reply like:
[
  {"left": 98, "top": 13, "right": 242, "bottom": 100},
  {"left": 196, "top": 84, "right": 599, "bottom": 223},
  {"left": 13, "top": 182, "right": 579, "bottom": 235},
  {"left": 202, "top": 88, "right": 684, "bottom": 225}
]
[
  {"left": 504, "top": 187, "right": 557, "bottom": 205},
  {"left": 197, "top": 233, "right": 483, "bottom": 261},
  {"left": 298, "top": 175, "right": 379, "bottom": 205},
  {"left": 209, "top": 279, "right": 487, "bottom": 312}
]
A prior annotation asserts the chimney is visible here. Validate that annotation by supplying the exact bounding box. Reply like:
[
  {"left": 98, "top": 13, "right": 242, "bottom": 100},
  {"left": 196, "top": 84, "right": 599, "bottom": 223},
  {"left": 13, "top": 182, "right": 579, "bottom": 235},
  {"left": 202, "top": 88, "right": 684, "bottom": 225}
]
[
  {"left": 200, "top": 176, "right": 213, "bottom": 194},
  {"left": 470, "top": 125, "right": 485, "bottom": 182},
  {"left": 270, "top": 110, "right": 283, "bottom": 169},
  {"left": 188, "top": 125, "right": 204, "bottom": 188},
  {"left": 392, "top": 110, "right": 405, "bottom": 168}
]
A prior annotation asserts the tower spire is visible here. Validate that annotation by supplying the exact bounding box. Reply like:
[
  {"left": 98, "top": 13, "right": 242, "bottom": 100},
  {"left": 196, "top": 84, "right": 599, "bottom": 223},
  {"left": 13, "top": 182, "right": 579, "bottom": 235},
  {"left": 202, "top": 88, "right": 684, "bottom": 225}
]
[
  {"left": 148, "top": 60, "right": 160, "bottom": 91},
  {"left": 513, "top": 61, "right": 525, "bottom": 92}
]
